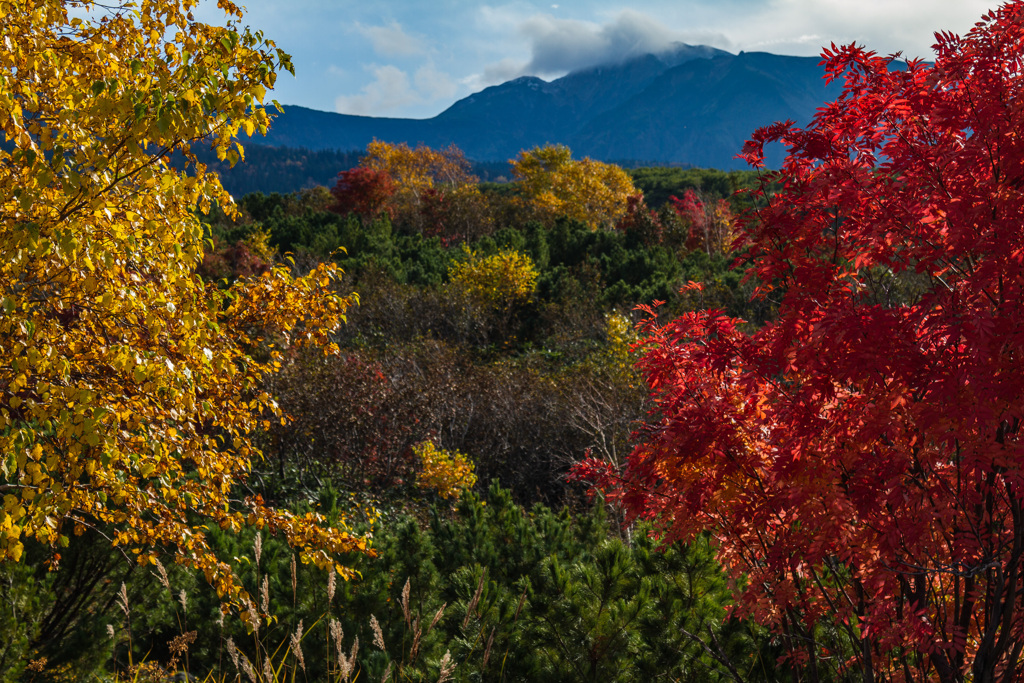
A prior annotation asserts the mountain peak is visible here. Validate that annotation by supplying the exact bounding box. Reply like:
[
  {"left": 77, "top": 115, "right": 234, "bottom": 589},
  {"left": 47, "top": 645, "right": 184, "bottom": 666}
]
[
  {"left": 506, "top": 75, "right": 549, "bottom": 87},
  {"left": 656, "top": 42, "right": 731, "bottom": 66}
]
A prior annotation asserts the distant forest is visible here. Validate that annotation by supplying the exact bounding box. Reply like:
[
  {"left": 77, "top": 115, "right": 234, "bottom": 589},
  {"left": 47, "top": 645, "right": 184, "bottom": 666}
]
[
  {"left": 183, "top": 144, "right": 514, "bottom": 197},
  {"left": 184, "top": 142, "right": 765, "bottom": 207}
]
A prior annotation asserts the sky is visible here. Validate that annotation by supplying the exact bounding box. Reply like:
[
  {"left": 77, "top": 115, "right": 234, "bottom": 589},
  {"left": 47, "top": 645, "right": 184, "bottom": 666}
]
[{"left": 219, "top": 0, "right": 995, "bottom": 119}]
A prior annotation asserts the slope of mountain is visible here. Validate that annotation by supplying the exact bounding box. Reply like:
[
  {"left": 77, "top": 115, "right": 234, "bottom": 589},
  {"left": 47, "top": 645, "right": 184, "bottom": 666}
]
[
  {"left": 569, "top": 51, "right": 843, "bottom": 168},
  {"left": 250, "top": 44, "right": 843, "bottom": 170}
]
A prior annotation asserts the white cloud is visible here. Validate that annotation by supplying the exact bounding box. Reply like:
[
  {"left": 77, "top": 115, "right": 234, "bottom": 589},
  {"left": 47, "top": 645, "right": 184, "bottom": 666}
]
[
  {"left": 519, "top": 10, "right": 684, "bottom": 75},
  {"left": 727, "top": 0, "right": 993, "bottom": 59},
  {"left": 474, "top": 8, "right": 735, "bottom": 84},
  {"left": 481, "top": 58, "right": 527, "bottom": 85},
  {"left": 334, "top": 65, "right": 417, "bottom": 116},
  {"left": 414, "top": 64, "right": 458, "bottom": 102},
  {"left": 357, "top": 21, "right": 426, "bottom": 58},
  {"left": 334, "top": 63, "right": 459, "bottom": 117}
]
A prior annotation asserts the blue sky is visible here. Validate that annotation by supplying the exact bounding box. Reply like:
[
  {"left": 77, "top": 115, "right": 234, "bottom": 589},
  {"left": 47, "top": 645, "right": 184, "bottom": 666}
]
[{"left": 225, "top": 0, "right": 993, "bottom": 119}]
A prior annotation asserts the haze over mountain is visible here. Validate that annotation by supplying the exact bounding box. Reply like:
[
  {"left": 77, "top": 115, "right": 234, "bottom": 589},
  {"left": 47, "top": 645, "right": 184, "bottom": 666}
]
[{"left": 252, "top": 44, "right": 845, "bottom": 171}]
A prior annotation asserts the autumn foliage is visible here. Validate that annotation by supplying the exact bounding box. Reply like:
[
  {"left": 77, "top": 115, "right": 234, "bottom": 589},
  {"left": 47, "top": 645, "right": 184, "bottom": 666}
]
[
  {"left": 330, "top": 166, "right": 396, "bottom": 220},
  {"left": 363, "top": 139, "right": 476, "bottom": 192},
  {"left": 579, "top": 4, "right": 1024, "bottom": 681},
  {"left": 512, "top": 145, "right": 637, "bottom": 230},
  {"left": 669, "top": 189, "right": 736, "bottom": 256},
  {"left": 413, "top": 441, "right": 477, "bottom": 500},
  {"left": 361, "top": 139, "right": 478, "bottom": 228},
  {"left": 447, "top": 249, "right": 539, "bottom": 312},
  {"left": 331, "top": 140, "right": 491, "bottom": 241},
  {"left": 0, "top": 0, "right": 367, "bottom": 605}
]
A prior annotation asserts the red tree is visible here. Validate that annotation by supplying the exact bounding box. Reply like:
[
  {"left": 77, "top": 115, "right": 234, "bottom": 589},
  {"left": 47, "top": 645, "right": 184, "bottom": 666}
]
[
  {"left": 669, "top": 189, "right": 735, "bottom": 256},
  {"left": 579, "top": 4, "right": 1024, "bottom": 681},
  {"left": 329, "top": 166, "right": 396, "bottom": 220}
]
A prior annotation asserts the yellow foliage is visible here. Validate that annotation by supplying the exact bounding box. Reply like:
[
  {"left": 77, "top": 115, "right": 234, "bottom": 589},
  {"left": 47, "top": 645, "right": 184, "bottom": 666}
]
[
  {"left": 362, "top": 139, "right": 476, "bottom": 218},
  {"left": 511, "top": 145, "right": 637, "bottom": 229},
  {"left": 448, "top": 249, "right": 539, "bottom": 312},
  {"left": 602, "top": 312, "right": 641, "bottom": 386},
  {"left": 0, "top": 0, "right": 368, "bottom": 605},
  {"left": 606, "top": 312, "right": 636, "bottom": 359},
  {"left": 413, "top": 442, "right": 477, "bottom": 500},
  {"left": 243, "top": 224, "right": 277, "bottom": 262}
]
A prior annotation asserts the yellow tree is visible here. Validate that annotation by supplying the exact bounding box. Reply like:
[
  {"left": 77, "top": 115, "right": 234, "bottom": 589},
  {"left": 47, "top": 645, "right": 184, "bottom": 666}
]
[
  {"left": 448, "top": 248, "right": 538, "bottom": 341},
  {"left": 361, "top": 139, "right": 479, "bottom": 227},
  {"left": 511, "top": 145, "right": 637, "bottom": 229},
  {"left": 413, "top": 441, "right": 477, "bottom": 501},
  {"left": 0, "top": 0, "right": 368, "bottom": 606},
  {"left": 448, "top": 249, "right": 538, "bottom": 312}
]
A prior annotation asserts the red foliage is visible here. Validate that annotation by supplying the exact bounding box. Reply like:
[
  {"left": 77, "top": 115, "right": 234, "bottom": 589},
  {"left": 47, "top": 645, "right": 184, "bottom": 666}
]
[
  {"left": 581, "top": 4, "right": 1024, "bottom": 680},
  {"left": 329, "top": 166, "right": 396, "bottom": 220},
  {"left": 669, "top": 189, "right": 734, "bottom": 255},
  {"left": 668, "top": 189, "right": 702, "bottom": 224}
]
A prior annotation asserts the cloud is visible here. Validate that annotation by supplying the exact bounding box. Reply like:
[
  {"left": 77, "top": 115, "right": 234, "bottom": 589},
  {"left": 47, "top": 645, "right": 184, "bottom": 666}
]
[
  {"left": 474, "top": 8, "right": 734, "bottom": 85},
  {"left": 519, "top": 10, "right": 684, "bottom": 75},
  {"left": 729, "top": 0, "right": 993, "bottom": 59},
  {"left": 471, "top": 0, "right": 994, "bottom": 91},
  {"left": 414, "top": 64, "right": 458, "bottom": 102},
  {"left": 334, "top": 63, "right": 458, "bottom": 117},
  {"left": 481, "top": 58, "right": 526, "bottom": 85},
  {"left": 334, "top": 65, "right": 416, "bottom": 116},
  {"left": 357, "top": 21, "right": 426, "bottom": 58}
]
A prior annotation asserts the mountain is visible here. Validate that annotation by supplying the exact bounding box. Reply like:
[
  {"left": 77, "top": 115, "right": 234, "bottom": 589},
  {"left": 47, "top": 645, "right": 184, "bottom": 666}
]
[{"left": 249, "top": 44, "right": 843, "bottom": 172}]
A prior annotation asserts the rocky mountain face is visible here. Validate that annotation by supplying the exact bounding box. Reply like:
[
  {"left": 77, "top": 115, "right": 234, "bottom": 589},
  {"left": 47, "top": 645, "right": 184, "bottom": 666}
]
[{"left": 252, "top": 44, "right": 844, "bottom": 170}]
